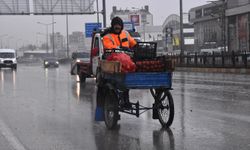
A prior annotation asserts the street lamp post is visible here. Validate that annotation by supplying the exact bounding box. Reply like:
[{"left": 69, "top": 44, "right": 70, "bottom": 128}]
[
  {"left": 46, "top": 25, "right": 48, "bottom": 53},
  {"left": 66, "top": 14, "right": 69, "bottom": 58},
  {"left": 102, "top": 0, "right": 106, "bottom": 27},
  {"left": 221, "top": 0, "right": 227, "bottom": 52},
  {"left": 96, "top": 0, "right": 100, "bottom": 24},
  {"left": 180, "top": 0, "right": 184, "bottom": 58},
  {"left": 52, "top": 15, "right": 55, "bottom": 56},
  {"left": 37, "top": 21, "right": 56, "bottom": 54}
]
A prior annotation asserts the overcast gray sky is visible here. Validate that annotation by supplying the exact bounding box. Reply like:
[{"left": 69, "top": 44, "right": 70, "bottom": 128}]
[{"left": 0, "top": 0, "right": 208, "bottom": 46}]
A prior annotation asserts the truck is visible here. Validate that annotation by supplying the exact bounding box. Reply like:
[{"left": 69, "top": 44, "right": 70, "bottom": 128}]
[
  {"left": 70, "top": 28, "right": 142, "bottom": 83},
  {"left": 70, "top": 30, "right": 107, "bottom": 83},
  {"left": 70, "top": 52, "right": 92, "bottom": 83},
  {"left": 0, "top": 49, "right": 17, "bottom": 70}
]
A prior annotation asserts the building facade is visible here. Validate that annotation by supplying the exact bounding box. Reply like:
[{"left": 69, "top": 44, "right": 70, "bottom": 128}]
[
  {"left": 69, "top": 31, "right": 85, "bottom": 52},
  {"left": 50, "top": 32, "right": 64, "bottom": 50},
  {"left": 135, "top": 25, "right": 163, "bottom": 42},
  {"left": 110, "top": 6, "right": 153, "bottom": 27},
  {"left": 189, "top": 1, "right": 225, "bottom": 52},
  {"left": 226, "top": 0, "right": 250, "bottom": 52},
  {"left": 189, "top": 0, "right": 250, "bottom": 52},
  {"left": 162, "top": 14, "right": 194, "bottom": 54}
]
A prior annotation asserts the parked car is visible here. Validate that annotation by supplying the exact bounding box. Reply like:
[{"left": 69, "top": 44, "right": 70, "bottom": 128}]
[
  {"left": 0, "top": 49, "right": 17, "bottom": 70},
  {"left": 43, "top": 57, "right": 59, "bottom": 68}
]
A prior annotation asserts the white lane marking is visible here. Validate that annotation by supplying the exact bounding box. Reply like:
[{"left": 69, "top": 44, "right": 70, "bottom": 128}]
[{"left": 0, "top": 119, "right": 26, "bottom": 150}]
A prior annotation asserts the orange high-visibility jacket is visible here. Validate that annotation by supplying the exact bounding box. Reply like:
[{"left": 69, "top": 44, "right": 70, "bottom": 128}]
[{"left": 103, "top": 30, "right": 137, "bottom": 50}]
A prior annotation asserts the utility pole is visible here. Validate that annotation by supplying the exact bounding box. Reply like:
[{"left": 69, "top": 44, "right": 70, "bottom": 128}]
[
  {"left": 66, "top": 14, "right": 69, "bottom": 58},
  {"left": 102, "top": 0, "right": 106, "bottom": 27},
  {"left": 180, "top": 0, "right": 184, "bottom": 58},
  {"left": 222, "top": 0, "right": 227, "bottom": 52},
  {"left": 46, "top": 25, "right": 49, "bottom": 53},
  {"left": 143, "top": 22, "right": 146, "bottom": 42},
  {"left": 96, "top": 0, "right": 100, "bottom": 24},
  {"left": 52, "top": 15, "right": 55, "bottom": 56}
]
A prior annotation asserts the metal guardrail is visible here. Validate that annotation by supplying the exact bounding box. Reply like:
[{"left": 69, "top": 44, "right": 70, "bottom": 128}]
[{"left": 167, "top": 51, "right": 250, "bottom": 68}]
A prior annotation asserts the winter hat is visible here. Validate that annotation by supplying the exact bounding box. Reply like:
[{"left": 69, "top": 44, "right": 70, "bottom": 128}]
[{"left": 111, "top": 16, "right": 124, "bottom": 30}]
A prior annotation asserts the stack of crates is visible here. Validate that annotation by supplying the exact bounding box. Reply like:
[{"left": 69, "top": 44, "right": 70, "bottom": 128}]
[{"left": 133, "top": 42, "right": 157, "bottom": 61}]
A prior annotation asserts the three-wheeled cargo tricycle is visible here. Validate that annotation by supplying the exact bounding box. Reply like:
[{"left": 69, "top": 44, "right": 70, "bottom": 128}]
[{"left": 94, "top": 41, "right": 174, "bottom": 130}]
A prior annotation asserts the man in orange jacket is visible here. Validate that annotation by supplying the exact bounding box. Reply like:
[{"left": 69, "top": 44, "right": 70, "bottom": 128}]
[
  {"left": 103, "top": 16, "right": 137, "bottom": 50},
  {"left": 103, "top": 17, "right": 137, "bottom": 108}
]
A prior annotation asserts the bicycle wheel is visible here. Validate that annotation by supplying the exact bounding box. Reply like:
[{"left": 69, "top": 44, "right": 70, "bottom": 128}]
[
  {"left": 104, "top": 89, "right": 119, "bottom": 129},
  {"left": 155, "top": 89, "right": 174, "bottom": 128}
]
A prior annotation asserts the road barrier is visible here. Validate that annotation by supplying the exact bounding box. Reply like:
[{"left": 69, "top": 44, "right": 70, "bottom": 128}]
[{"left": 167, "top": 51, "right": 250, "bottom": 69}]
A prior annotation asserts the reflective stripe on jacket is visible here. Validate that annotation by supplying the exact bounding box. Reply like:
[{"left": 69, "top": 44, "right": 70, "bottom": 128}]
[{"left": 103, "top": 30, "right": 137, "bottom": 50}]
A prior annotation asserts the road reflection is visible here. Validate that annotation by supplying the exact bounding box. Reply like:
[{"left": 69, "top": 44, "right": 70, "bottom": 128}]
[
  {"left": 44, "top": 68, "right": 48, "bottom": 79},
  {"left": 92, "top": 127, "right": 175, "bottom": 150},
  {"left": 44, "top": 68, "right": 59, "bottom": 79},
  {"left": 153, "top": 128, "right": 175, "bottom": 150},
  {"left": 71, "top": 80, "right": 96, "bottom": 102},
  {"left": 0, "top": 69, "right": 16, "bottom": 93},
  {"left": 93, "top": 126, "right": 141, "bottom": 150}
]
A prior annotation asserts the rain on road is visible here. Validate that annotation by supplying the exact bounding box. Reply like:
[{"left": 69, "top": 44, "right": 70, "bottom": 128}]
[{"left": 0, "top": 63, "right": 250, "bottom": 150}]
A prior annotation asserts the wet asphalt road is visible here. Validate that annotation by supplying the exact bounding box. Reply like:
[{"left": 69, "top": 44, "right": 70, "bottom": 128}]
[{"left": 0, "top": 63, "right": 250, "bottom": 150}]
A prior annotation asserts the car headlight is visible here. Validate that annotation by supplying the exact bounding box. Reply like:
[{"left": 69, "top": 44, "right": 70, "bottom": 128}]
[
  {"left": 56, "top": 61, "right": 59, "bottom": 64},
  {"left": 76, "top": 59, "right": 81, "bottom": 63},
  {"left": 45, "top": 62, "right": 48, "bottom": 65}
]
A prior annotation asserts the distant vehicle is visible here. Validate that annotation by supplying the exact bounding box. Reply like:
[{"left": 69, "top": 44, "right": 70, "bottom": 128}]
[
  {"left": 0, "top": 49, "right": 17, "bottom": 70},
  {"left": 71, "top": 52, "right": 90, "bottom": 63},
  {"left": 44, "top": 57, "right": 59, "bottom": 68},
  {"left": 70, "top": 52, "right": 91, "bottom": 83}
]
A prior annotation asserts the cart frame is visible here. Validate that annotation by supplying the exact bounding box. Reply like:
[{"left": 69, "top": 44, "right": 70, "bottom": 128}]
[{"left": 95, "top": 70, "right": 174, "bottom": 129}]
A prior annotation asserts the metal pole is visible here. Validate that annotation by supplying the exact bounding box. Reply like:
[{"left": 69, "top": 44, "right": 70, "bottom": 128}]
[
  {"left": 66, "top": 14, "right": 69, "bottom": 58},
  {"left": 96, "top": 0, "right": 100, "bottom": 24},
  {"left": 52, "top": 15, "right": 55, "bottom": 56},
  {"left": 46, "top": 25, "right": 49, "bottom": 53},
  {"left": 102, "top": 0, "right": 106, "bottom": 27},
  {"left": 180, "top": 0, "right": 184, "bottom": 56},
  {"left": 143, "top": 23, "right": 146, "bottom": 42},
  {"left": 222, "top": 0, "right": 226, "bottom": 52}
]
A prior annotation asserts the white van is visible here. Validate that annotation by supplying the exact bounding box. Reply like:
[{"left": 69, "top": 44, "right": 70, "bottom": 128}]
[{"left": 0, "top": 49, "right": 17, "bottom": 69}]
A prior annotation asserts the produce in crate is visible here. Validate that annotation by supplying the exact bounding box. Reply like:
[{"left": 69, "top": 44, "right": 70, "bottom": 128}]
[
  {"left": 135, "top": 60, "right": 165, "bottom": 72},
  {"left": 107, "top": 53, "right": 136, "bottom": 73}
]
